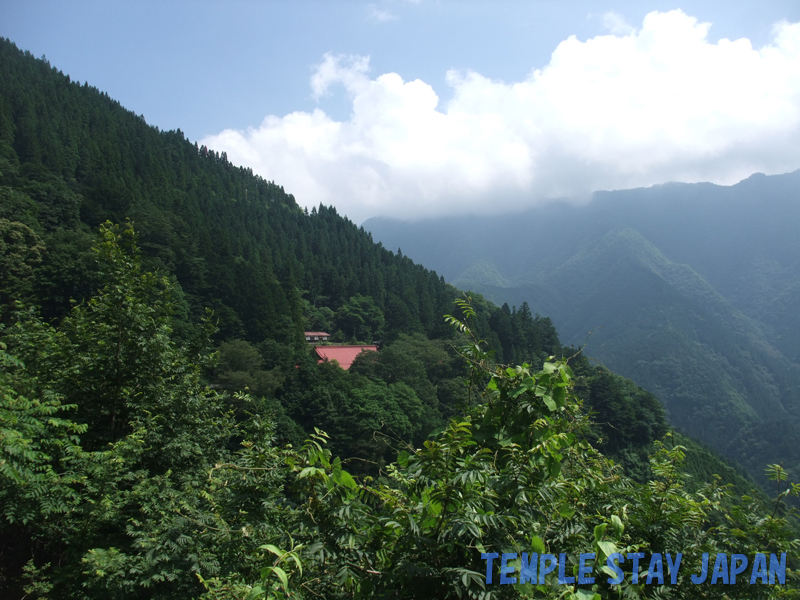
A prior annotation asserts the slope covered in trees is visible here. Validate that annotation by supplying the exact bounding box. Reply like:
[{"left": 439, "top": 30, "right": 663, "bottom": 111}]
[
  {"left": 1, "top": 37, "right": 794, "bottom": 598},
  {"left": 0, "top": 33, "right": 767, "bottom": 496},
  {"left": 0, "top": 37, "right": 458, "bottom": 347},
  {"left": 1, "top": 237, "right": 797, "bottom": 598},
  {"left": 0, "top": 36, "right": 673, "bottom": 463}
]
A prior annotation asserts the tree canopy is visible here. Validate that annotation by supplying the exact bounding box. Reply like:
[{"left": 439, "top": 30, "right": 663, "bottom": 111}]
[{"left": 1, "top": 225, "right": 797, "bottom": 599}]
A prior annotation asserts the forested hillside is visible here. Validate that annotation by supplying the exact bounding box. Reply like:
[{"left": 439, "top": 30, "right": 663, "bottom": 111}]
[
  {"left": 2, "top": 242, "right": 797, "bottom": 598},
  {"left": 0, "top": 36, "right": 683, "bottom": 470},
  {"left": 0, "top": 39, "right": 461, "bottom": 345},
  {"left": 1, "top": 38, "right": 797, "bottom": 599},
  {"left": 365, "top": 174, "right": 800, "bottom": 487},
  {"left": 0, "top": 36, "right": 754, "bottom": 481}
]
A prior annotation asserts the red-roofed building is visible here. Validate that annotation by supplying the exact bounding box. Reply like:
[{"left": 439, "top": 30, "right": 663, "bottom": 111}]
[
  {"left": 305, "top": 331, "right": 330, "bottom": 342},
  {"left": 314, "top": 345, "right": 377, "bottom": 370}
]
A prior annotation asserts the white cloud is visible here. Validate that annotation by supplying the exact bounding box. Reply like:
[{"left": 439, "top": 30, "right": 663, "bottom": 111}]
[
  {"left": 202, "top": 10, "right": 800, "bottom": 223},
  {"left": 600, "top": 11, "right": 635, "bottom": 36},
  {"left": 310, "top": 53, "right": 370, "bottom": 100},
  {"left": 368, "top": 5, "right": 398, "bottom": 23}
]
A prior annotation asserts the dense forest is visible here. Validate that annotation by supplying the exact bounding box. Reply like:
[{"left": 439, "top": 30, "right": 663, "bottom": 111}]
[
  {"left": 1, "top": 38, "right": 798, "bottom": 598},
  {"left": 0, "top": 37, "right": 686, "bottom": 477}
]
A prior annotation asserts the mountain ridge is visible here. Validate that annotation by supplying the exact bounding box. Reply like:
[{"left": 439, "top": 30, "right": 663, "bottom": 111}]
[{"left": 365, "top": 172, "right": 800, "bottom": 484}]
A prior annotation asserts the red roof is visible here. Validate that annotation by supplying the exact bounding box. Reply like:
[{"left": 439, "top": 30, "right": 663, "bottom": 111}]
[
  {"left": 314, "top": 345, "right": 377, "bottom": 370},
  {"left": 305, "top": 331, "right": 330, "bottom": 337}
]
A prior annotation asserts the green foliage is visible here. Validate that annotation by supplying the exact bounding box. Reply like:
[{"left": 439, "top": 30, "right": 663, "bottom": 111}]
[
  {"left": 335, "top": 294, "right": 385, "bottom": 343},
  {"left": 1, "top": 39, "right": 798, "bottom": 600},
  {"left": 0, "top": 217, "right": 44, "bottom": 313},
  {"left": 0, "top": 339, "right": 85, "bottom": 526},
  {"left": 0, "top": 36, "right": 461, "bottom": 348},
  {"left": 264, "top": 298, "right": 800, "bottom": 599},
  {"left": 214, "top": 339, "right": 286, "bottom": 399},
  {"left": 569, "top": 360, "right": 668, "bottom": 480},
  {"left": 277, "top": 358, "right": 423, "bottom": 473},
  {"left": 22, "top": 559, "right": 53, "bottom": 599},
  {"left": 1, "top": 222, "right": 241, "bottom": 597},
  {"left": 350, "top": 332, "right": 466, "bottom": 431},
  {"left": 303, "top": 299, "right": 335, "bottom": 334},
  {"left": 2, "top": 224, "right": 798, "bottom": 600}
]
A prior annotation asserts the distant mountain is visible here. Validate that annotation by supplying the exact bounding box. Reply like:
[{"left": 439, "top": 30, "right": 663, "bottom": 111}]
[{"left": 364, "top": 172, "right": 800, "bottom": 484}]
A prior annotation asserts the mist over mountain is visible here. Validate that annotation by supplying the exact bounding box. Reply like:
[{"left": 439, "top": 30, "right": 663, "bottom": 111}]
[{"left": 364, "top": 172, "right": 800, "bottom": 482}]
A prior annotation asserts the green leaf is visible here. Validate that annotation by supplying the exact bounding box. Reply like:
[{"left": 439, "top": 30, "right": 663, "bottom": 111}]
[
  {"left": 766, "top": 464, "right": 788, "bottom": 482},
  {"left": 298, "top": 466, "right": 316, "bottom": 479},
  {"left": 259, "top": 544, "right": 283, "bottom": 557},
  {"left": 593, "top": 523, "right": 607, "bottom": 542},
  {"left": 552, "top": 386, "right": 566, "bottom": 406},
  {"left": 332, "top": 468, "right": 357, "bottom": 489},
  {"left": 600, "top": 565, "right": 619, "bottom": 578},
  {"left": 530, "top": 535, "right": 545, "bottom": 554},
  {"left": 270, "top": 566, "right": 289, "bottom": 590},
  {"left": 398, "top": 450, "right": 409, "bottom": 468},
  {"left": 597, "top": 541, "right": 618, "bottom": 558},
  {"left": 558, "top": 505, "right": 575, "bottom": 519},
  {"left": 287, "top": 552, "right": 303, "bottom": 576},
  {"left": 610, "top": 515, "right": 624, "bottom": 537}
]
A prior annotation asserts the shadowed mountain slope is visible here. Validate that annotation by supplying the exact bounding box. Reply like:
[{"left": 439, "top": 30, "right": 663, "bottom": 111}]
[{"left": 365, "top": 172, "right": 800, "bottom": 483}]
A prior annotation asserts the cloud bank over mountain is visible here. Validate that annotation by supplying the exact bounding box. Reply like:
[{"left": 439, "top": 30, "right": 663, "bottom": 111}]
[{"left": 201, "top": 10, "right": 800, "bottom": 223}]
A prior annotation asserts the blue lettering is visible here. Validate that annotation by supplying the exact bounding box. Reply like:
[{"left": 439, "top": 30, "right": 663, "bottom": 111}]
[
  {"left": 558, "top": 553, "right": 575, "bottom": 584},
  {"left": 691, "top": 553, "right": 709, "bottom": 584},
  {"left": 710, "top": 554, "right": 729, "bottom": 585},
  {"left": 481, "top": 552, "right": 499, "bottom": 584},
  {"left": 666, "top": 553, "right": 682, "bottom": 584},
  {"left": 646, "top": 553, "right": 663, "bottom": 585},
  {"left": 769, "top": 553, "right": 787, "bottom": 585},
  {"left": 627, "top": 553, "right": 645, "bottom": 584},
  {"left": 751, "top": 553, "right": 768, "bottom": 584},
  {"left": 578, "top": 553, "right": 595, "bottom": 585},
  {"left": 606, "top": 553, "right": 625, "bottom": 585},
  {"left": 539, "top": 554, "right": 557, "bottom": 584},
  {"left": 500, "top": 553, "right": 517, "bottom": 585},
  {"left": 520, "top": 552, "right": 538, "bottom": 584},
  {"left": 729, "top": 554, "right": 747, "bottom": 584}
]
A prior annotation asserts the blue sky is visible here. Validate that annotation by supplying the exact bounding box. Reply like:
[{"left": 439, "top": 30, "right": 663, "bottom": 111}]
[{"left": 4, "top": 1, "right": 800, "bottom": 222}]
